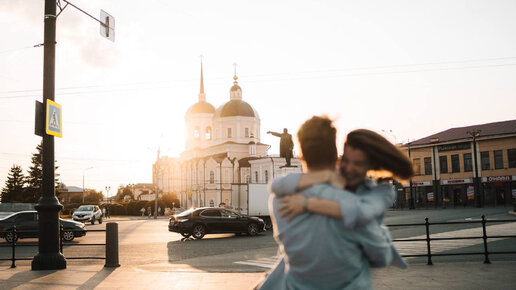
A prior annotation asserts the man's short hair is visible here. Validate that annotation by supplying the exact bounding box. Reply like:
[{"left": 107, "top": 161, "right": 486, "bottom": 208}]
[{"left": 297, "top": 116, "right": 337, "bottom": 168}]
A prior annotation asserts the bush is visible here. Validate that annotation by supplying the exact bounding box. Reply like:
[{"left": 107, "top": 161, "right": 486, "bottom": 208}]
[
  {"left": 106, "top": 203, "right": 126, "bottom": 215},
  {"left": 126, "top": 200, "right": 148, "bottom": 215}
]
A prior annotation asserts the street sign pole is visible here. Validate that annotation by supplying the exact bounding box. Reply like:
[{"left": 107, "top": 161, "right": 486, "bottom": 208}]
[{"left": 32, "top": 0, "right": 66, "bottom": 270}]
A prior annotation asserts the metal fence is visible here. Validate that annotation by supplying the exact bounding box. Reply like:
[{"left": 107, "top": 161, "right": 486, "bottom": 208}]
[
  {"left": 0, "top": 226, "right": 106, "bottom": 268},
  {"left": 387, "top": 215, "right": 516, "bottom": 265}
]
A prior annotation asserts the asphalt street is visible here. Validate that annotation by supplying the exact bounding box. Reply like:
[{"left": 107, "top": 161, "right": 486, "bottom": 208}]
[{"left": 1, "top": 207, "right": 515, "bottom": 272}]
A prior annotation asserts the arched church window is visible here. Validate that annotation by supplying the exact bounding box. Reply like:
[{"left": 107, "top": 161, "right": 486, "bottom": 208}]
[
  {"left": 255, "top": 171, "right": 259, "bottom": 183},
  {"left": 264, "top": 170, "right": 269, "bottom": 184},
  {"left": 205, "top": 126, "right": 212, "bottom": 140},
  {"left": 193, "top": 126, "right": 200, "bottom": 139},
  {"left": 210, "top": 171, "right": 214, "bottom": 184}
]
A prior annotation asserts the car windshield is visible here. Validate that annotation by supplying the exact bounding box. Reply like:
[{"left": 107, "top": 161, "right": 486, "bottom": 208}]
[
  {"left": 175, "top": 208, "right": 195, "bottom": 217},
  {"left": 77, "top": 206, "right": 94, "bottom": 211}
]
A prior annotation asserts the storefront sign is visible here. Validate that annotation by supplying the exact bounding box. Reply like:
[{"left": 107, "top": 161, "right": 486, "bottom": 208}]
[
  {"left": 482, "top": 176, "right": 513, "bottom": 183},
  {"left": 441, "top": 178, "right": 472, "bottom": 185},
  {"left": 437, "top": 142, "right": 470, "bottom": 152},
  {"left": 427, "top": 192, "right": 434, "bottom": 202},
  {"left": 413, "top": 181, "right": 432, "bottom": 187},
  {"left": 467, "top": 186, "right": 475, "bottom": 200}
]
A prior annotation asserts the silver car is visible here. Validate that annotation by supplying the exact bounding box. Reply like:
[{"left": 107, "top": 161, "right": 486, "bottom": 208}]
[{"left": 72, "top": 205, "right": 103, "bottom": 225}]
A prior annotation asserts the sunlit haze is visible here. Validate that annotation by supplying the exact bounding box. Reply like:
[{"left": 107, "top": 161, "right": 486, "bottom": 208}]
[{"left": 1, "top": 0, "right": 515, "bottom": 195}]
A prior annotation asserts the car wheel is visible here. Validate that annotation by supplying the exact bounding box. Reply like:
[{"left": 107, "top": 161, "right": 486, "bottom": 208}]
[
  {"left": 192, "top": 224, "right": 206, "bottom": 239},
  {"left": 181, "top": 233, "right": 191, "bottom": 238},
  {"left": 62, "top": 230, "right": 75, "bottom": 241},
  {"left": 247, "top": 223, "right": 259, "bottom": 236},
  {"left": 99, "top": 217, "right": 103, "bottom": 224},
  {"left": 264, "top": 218, "right": 273, "bottom": 230},
  {"left": 91, "top": 218, "right": 95, "bottom": 225},
  {"left": 5, "top": 231, "right": 18, "bottom": 244}
]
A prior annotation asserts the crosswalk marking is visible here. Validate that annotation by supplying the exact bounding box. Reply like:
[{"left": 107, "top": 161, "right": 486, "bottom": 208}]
[
  {"left": 234, "top": 258, "right": 278, "bottom": 269},
  {"left": 234, "top": 222, "right": 516, "bottom": 269}
]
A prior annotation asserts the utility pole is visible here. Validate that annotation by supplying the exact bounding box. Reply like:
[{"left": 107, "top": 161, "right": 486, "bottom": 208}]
[
  {"left": 407, "top": 141, "right": 415, "bottom": 209},
  {"left": 154, "top": 148, "right": 160, "bottom": 219},
  {"left": 32, "top": 0, "right": 66, "bottom": 270},
  {"left": 467, "top": 129, "right": 482, "bottom": 208}
]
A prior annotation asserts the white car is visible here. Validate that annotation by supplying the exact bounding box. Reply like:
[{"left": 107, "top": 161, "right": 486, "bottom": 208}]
[{"left": 72, "top": 205, "right": 103, "bottom": 225}]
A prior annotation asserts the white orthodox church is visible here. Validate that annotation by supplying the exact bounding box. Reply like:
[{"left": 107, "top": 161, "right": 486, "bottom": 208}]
[{"left": 152, "top": 64, "right": 301, "bottom": 208}]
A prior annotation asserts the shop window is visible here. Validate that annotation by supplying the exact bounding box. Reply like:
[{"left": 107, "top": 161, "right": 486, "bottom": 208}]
[
  {"left": 424, "top": 157, "right": 432, "bottom": 175},
  {"left": 494, "top": 150, "right": 504, "bottom": 169},
  {"left": 451, "top": 154, "right": 460, "bottom": 173},
  {"left": 245, "top": 128, "right": 249, "bottom": 138},
  {"left": 508, "top": 149, "right": 516, "bottom": 168},
  {"left": 439, "top": 156, "right": 448, "bottom": 173},
  {"left": 264, "top": 170, "right": 269, "bottom": 183},
  {"left": 413, "top": 158, "right": 421, "bottom": 175},
  {"left": 209, "top": 171, "right": 214, "bottom": 184},
  {"left": 205, "top": 126, "right": 212, "bottom": 140},
  {"left": 209, "top": 200, "right": 214, "bottom": 207},
  {"left": 463, "top": 153, "right": 472, "bottom": 172},
  {"left": 227, "top": 128, "right": 232, "bottom": 138},
  {"left": 481, "top": 151, "right": 490, "bottom": 170}
]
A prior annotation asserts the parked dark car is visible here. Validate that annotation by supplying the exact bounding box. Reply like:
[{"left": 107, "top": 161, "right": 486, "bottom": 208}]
[
  {"left": 168, "top": 207, "right": 266, "bottom": 239},
  {"left": 0, "top": 211, "right": 86, "bottom": 243}
]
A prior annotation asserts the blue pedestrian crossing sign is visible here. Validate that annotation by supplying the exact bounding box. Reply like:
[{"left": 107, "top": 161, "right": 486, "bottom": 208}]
[{"left": 46, "top": 100, "right": 62, "bottom": 137}]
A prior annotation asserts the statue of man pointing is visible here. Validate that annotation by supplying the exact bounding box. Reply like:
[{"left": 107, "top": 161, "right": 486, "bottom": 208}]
[{"left": 267, "top": 128, "right": 294, "bottom": 167}]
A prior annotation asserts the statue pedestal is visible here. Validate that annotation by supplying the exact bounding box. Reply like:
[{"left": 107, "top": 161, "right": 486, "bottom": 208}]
[{"left": 278, "top": 165, "right": 300, "bottom": 177}]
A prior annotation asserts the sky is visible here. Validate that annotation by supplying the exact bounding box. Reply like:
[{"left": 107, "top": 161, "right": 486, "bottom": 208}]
[{"left": 1, "top": 0, "right": 515, "bottom": 197}]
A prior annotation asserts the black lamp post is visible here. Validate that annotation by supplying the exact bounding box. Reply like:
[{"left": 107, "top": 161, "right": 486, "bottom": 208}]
[{"left": 32, "top": 0, "right": 66, "bottom": 270}]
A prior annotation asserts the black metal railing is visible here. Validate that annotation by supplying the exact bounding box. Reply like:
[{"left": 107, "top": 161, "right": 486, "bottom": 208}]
[
  {"left": 0, "top": 226, "right": 106, "bottom": 268},
  {"left": 387, "top": 215, "right": 516, "bottom": 265}
]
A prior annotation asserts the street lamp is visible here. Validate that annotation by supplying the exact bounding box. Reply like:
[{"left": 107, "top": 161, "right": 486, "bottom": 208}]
[
  {"left": 382, "top": 129, "right": 397, "bottom": 144},
  {"left": 467, "top": 129, "right": 482, "bottom": 208},
  {"left": 82, "top": 167, "right": 94, "bottom": 203},
  {"left": 105, "top": 186, "right": 111, "bottom": 203}
]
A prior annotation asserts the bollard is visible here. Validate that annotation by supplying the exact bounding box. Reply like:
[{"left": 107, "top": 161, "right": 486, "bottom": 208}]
[
  {"left": 11, "top": 226, "right": 17, "bottom": 268},
  {"left": 105, "top": 222, "right": 120, "bottom": 267}
]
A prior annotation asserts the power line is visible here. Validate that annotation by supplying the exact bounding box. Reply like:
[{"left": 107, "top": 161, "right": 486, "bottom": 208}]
[{"left": 2, "top": 56, "right": 516, "bottom": 99}]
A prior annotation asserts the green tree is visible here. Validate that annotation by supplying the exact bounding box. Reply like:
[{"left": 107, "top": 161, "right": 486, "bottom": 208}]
[
  {"left": 24, "top": 142, "right": 60, "bottom": 202},
  {"left": 160, "top": 192, "right": 180, "bottom": 209},
  {"left": 1, "top": 165, "right": 25, "bottom": 202},
  {"left": 84, "top": 189, "right": 105, "bottom": 203},
  {"left": 115, "top": 185, "right": 135, "bottom": 201}
]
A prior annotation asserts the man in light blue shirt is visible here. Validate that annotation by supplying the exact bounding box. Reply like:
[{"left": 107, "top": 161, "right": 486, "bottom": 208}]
[{"left": 258, "top": 117, "right": 405, "bottom": 290}]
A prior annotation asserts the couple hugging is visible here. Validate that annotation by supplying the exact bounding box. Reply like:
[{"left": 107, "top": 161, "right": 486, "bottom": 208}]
[{"left": 257, "top": 116, "right": 414, "bottom": 290}]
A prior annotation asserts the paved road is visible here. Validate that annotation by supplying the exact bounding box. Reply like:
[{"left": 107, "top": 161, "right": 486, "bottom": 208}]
[{"left": 1, "top": 207, "right": 515, "bottom": 272}]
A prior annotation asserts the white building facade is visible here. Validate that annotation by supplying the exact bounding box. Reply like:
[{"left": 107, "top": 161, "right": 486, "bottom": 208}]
[{"left": 153, "top": 64, "right": 301, "bottom": 208}]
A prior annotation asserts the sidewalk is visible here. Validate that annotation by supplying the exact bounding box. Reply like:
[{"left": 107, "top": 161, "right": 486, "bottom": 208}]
[{"left": 1, "top": 261, "right": 515, "bottom": 289}]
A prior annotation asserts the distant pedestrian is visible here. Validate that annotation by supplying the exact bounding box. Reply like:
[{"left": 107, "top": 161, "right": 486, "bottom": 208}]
[
  {"left": 140, "top": 207, "right": 145, "bottom": 216},
  {"left": 106, "top": 207, "right": 110, "bottom": 219},
  {"left": 147, "top": 206, "right": 151, "bottom": 218},
  {"left": 102, "top": 208, "right": 106, "bottom": 218}
]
